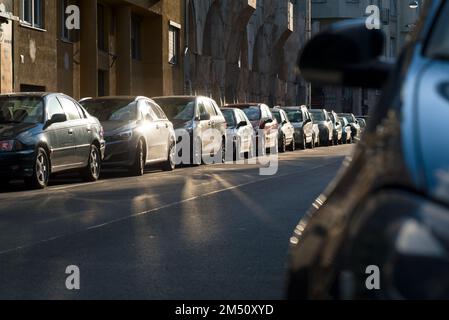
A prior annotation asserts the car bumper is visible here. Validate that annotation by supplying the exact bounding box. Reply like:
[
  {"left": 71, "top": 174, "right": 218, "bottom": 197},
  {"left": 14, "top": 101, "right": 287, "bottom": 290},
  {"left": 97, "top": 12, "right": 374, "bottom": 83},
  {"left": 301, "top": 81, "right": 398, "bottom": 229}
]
[
  {"left": 0, "top": 150, "right": 35, "bottom": 179},
  {"left": 102, "top": 140, "right": 136, "bottom": 168}
]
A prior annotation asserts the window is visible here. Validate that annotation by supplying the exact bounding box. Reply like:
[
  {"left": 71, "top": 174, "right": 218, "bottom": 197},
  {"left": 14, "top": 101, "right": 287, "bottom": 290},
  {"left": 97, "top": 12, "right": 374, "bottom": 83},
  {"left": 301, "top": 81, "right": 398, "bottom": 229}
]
[
  {"left": 46, "top": 96, "right": 65, "bottom": 120},
  {"left": 59, "top": 97, "right": 82, "bottom": 120},
  {"left": 98, "top": 4, "right": 107, "bottom": 51},
  {"left": 131, "top": 15, "right": 141, "bottom": 60},
  {"left": 168, "top": 22, "right": 180, "bottom": 65},
  {"left": 21, "top": 0, "right": 44, "bottom": 29}
]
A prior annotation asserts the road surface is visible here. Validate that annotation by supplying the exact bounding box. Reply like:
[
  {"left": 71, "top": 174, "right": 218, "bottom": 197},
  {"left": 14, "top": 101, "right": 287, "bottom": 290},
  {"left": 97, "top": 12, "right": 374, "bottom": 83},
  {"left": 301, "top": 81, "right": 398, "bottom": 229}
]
[{"left": 0, "top": 145, "right": 352, "bottom": 299}]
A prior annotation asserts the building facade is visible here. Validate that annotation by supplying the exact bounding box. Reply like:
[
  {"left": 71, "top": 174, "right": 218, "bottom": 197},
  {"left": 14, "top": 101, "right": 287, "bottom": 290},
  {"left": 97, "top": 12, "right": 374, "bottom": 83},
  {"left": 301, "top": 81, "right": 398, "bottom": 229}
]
[
  {"left": 0, "top": 0, "right": 185, "bottom": 99},
  {"left": 310, "top": 0, "right": 424, "bottom": 114}
]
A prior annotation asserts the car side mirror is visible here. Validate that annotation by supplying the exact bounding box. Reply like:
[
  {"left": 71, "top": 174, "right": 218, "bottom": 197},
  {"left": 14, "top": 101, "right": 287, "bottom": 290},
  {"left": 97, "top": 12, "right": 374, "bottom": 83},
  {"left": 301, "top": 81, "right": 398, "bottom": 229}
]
[
  {"left": 45, "top": 113, "right": 67, "bottom": 127},
  {"left": 304, "top": 119, "right": 312, "bottom": 125},
  {"left": 298, "top": 20, "right": 392, "bottom": 88},
  {"left": 237, "top": 121, "right": 247, "bottom": 129},
  {"left": 200, "top": 113, "right": 211, "bottom": 121}
]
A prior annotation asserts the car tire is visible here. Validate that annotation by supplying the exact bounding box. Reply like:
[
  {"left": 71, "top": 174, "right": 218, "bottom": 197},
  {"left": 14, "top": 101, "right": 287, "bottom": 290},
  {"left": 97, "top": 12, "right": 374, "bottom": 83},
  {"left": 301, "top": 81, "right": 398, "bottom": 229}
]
[
  {"left": 82, "top": 144, "right": 101, "bottom": 182},
  {"left": 289, "top": 136, "right": 296, "bottom": 152},
  {"left": 129, "top": 139, "right": 145, "bottom": 176},
  {"left": 279, "top": 135, "right": 287, "bottom": 153},
  {"left": 162, "top": 142, "right": 176, "bottom": 172},
  {"left": 24, "top": 147, "right": 50, "bottom": 189}
]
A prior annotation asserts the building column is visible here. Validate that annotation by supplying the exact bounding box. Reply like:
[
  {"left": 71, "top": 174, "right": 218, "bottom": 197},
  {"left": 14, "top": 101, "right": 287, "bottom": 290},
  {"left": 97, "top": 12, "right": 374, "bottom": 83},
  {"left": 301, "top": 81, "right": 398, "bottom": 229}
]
[
  {"left": 116, "top": 5, "right": 132, "bottom": 95},
  {"left": 80, "top": 0, "right": 98, "bottom": 98}
]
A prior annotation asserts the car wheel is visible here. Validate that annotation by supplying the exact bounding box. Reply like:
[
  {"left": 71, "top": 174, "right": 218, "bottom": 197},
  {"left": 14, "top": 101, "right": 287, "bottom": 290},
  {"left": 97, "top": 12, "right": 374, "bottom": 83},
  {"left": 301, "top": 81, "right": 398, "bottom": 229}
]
[
  {"left": 25, "top": 147, "right": 50, "bottom": 189},
  {"left": 82, "top": 144, "right": 101, "bottom": 182},
  {"left": 279, "top": 135, "right": 287, "bottom": 153},
  {"left": 129, "top": 139, "right": 145, "bottom": 176},
  {"left": 289, "top": 136, "right": 296, "bottom": 152},
  {"left": 162, "top": 142, "right": 176, "bottom": 172},
  {"left": 221, "top": 138, "right": 226, "bottom": 163}
]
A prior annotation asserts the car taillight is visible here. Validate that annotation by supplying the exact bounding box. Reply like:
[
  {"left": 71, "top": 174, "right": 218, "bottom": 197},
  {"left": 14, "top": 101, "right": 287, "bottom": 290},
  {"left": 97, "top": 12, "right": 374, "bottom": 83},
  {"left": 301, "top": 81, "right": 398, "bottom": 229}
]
[{"left": 0, "top": 140, "right": 14, "bottom": 152}]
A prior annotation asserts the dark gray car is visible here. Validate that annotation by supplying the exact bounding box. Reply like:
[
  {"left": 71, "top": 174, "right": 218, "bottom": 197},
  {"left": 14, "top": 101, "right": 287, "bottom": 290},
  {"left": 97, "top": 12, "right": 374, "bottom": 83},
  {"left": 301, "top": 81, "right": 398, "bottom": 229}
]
[
  {"left": 0, "top": 93, "right": 105, "bottom": 189},
  {"left": 80, "top": 96, "right": 176, "bottom": 176}
]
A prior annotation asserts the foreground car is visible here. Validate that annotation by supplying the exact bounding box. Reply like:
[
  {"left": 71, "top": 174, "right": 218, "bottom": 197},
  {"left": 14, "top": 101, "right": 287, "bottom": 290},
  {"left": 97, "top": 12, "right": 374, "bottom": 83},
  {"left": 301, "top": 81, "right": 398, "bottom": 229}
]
[
  {"left": 0, "top": 93, "right": 105, "bottom": 189},
  {"left": 221, "top": 108, "right": 254, "bottom": 160},
  {"left": 272, "top": 108, "right": 295, "bottom": 153},
  {"left": 80, "top": 96, "right": 176, "bottom": 175},
  {"left": 153, "top": 96, "right": 227, "bottom": 165},
  {"left": 288, "top": 1, "right": 449, "bottom": 299}
]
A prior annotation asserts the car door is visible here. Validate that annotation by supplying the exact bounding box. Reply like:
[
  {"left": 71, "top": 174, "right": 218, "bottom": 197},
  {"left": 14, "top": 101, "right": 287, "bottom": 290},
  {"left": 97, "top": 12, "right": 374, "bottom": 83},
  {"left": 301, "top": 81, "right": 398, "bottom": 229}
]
[
  {"left": 303, "top": 110, "right": 313, "bottom": 142},
  {"left": 197, "top": 99, "right": 212, "bottom": 154},
  {"left": 58, "top": 96, "right": 90, "bottom": 166},
  {"left": 138, "top": 100, "right": 160, "bottom": 162},
  {"left": 238, "top": 110, "right": 252, "bottom": 152},
  {"left": 44, "top": 95, "right": 74, "bottom": 170},
  {"left": 283, "top": 110, "right": 294, "bottom": 141},
  {"left": 148, "top": 100, "right": 170, "bottom": 160},
  {"left": 204, "top": 99, "right": 222, "bottom": 153}
]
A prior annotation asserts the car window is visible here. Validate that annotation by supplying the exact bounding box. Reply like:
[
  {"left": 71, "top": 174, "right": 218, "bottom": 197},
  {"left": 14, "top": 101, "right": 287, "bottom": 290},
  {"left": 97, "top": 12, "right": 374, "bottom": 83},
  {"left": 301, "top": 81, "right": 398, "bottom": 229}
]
[
  {"left": 242, "top": 106, "right": 261, "bottom": 121},
  {"left": 148, "top": 101, "right": 167, "bottom": 120},
  {"left": 59, "top": 97, "right": 82, "bottom": 120},
  {"left": 222, "top": 109, "right": 236, "bottom": 127},
  {"left": 46, "top": 96, "right": 65, "bottom": 120},
  {"left": 198, "top": 101, "right": 207, "bottom": 117},
  {"left": 0, "top": 97, "right": 44, "bottom": 124},
  {"left": 204, "top": 100, "right": 217, "bottom": 116},
  {"left": 139, "top": 101, "right": 155, "bottom": 121},
  {"left": 426, "top": 1, "right": 449, "bottom": 60}
]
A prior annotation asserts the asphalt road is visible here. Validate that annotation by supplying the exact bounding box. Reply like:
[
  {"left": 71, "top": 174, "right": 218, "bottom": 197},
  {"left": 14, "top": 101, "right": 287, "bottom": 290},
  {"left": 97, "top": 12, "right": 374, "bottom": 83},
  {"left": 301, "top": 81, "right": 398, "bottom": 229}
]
[{"left": 0, "top": 145, "right": 352, "bottom": 300}]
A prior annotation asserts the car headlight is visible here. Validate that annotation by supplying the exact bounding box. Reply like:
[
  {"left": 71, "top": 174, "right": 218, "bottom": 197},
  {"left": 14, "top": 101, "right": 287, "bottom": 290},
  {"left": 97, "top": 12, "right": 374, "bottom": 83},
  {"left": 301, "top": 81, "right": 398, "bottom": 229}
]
[
  {"left": 0, "top": 140, "right": 23, "bottom": 152},
  {"left": 338, "top": 190, "right": 449, "bottom": 300},
  {"left": 109, "top": 130, "right": 133, "bottom": 142}
]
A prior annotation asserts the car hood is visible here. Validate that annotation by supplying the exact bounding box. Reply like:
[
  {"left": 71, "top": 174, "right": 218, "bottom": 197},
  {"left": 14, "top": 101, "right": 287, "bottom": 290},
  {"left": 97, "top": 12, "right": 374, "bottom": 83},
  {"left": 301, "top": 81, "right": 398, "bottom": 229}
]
[
  {"left": 0, "top": 123, "right": 38, "bottom": 140},
  {"left": 102, "top": 121, "right": 136, "bottom": 135},
  {"left": 171, "top": 119, "right": 192, "bottom": 130}
]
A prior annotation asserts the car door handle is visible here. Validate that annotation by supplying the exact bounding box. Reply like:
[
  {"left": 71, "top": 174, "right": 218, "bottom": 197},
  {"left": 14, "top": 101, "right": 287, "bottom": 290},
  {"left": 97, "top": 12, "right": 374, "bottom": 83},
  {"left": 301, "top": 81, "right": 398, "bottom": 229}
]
[
  {"left": 86, "top": 127, "right": 92, "bottom": 133},
  {"left": 68, "top": 129, "right": 73, "bottom": 135}
]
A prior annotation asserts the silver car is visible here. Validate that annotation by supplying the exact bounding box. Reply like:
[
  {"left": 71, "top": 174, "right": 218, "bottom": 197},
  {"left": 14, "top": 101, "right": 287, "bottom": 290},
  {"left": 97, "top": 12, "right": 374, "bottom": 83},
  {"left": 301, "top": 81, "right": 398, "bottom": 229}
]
[
  {"left": 222, "top": 108, "right": 255, "bottom": 160},
  {"left": 310, "top": 109, "right": 334, "bottom": 146},
  {"left": 80, "top": 96, "right": 177, "bottom": 176}
]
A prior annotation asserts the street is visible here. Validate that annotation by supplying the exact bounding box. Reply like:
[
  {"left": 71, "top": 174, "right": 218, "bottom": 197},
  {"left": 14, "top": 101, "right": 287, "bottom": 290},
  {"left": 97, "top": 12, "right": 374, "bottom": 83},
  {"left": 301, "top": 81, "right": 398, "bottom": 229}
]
[{"left": 0, "top": 145, "right": 352, "bottom": 300}]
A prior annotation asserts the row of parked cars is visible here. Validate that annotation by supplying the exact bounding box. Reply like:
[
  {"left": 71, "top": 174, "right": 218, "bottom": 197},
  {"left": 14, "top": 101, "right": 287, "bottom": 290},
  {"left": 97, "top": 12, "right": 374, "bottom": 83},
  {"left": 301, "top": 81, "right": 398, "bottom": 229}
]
[{"left": 0, "top": 92, "right": 365, "bottom": 189}]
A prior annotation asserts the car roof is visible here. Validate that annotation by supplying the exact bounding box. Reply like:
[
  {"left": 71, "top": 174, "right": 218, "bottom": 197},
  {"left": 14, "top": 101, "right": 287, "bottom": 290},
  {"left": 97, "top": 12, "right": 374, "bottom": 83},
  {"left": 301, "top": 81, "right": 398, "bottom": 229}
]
[
  {"left": 225, "top": 103, "right": 264, "bottom": 108},
  {"left": 0, "top": 92, "right": 54, "bottom": 98},
  {"left": 80, "top": 96, "right": 150, "bottom": 102}
]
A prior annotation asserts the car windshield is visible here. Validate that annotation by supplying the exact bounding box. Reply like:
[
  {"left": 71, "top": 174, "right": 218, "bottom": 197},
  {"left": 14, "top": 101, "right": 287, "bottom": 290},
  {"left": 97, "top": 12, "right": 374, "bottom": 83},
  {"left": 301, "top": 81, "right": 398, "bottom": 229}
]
[
  {"left": 222, "top": 110, "right": 236, "bottom": 127},
  {"left": 0, "top": 97, "right": 44, "bottom": 124},
  {"left": 310, "top": 111, "right": 325, "bottom": 121},
  {"left": 273, "top": 112, "right": 282, "bottom": 123},
  {"left": 285, "top": 110, "right": 303, "bottom": 123},
  {"left": 241, "top": 107, "right": 261, "bottom": 121},
  {"left": 153, "top": 98, "right": 195, "bottom": 121},
  {"left": 81, "top": 100, "right": 137, "bottom": 122}
]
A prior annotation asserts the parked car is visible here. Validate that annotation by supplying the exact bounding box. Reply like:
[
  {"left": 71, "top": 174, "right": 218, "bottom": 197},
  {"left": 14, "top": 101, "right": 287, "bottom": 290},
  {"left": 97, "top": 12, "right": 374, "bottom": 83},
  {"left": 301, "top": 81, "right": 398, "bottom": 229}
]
[
  {"left": 308, "top": 110, "right": 320, "bottom": 148},
  {"left": 288, "top": 1, "right": 449, "bottom": 299},
  {"left": 221, "top": 108, "right": 255, "bottom": 160},
  {"left": 310, "top": 109, "right": 334, "bottom": 146},
  {"left": 340, "top": 117, "right": 353, "bottom": 144},
  {"left": 153, "top": 96, "right": 227, "bottom": 165},
  {"left": 80, "top": 96, "right": 176, "bottom": 175},
  {"left": 356, "top": 117, "right": 367, "bottom": 134},
  {"left": 338, "top": 113, "right": 361, "bottom": 142},
  {"left": 329, "top": 111, "right": 343, "bottom": 145},
  {"left": 272, "top": 108, "right": 295, "bottom": 153},
  {"left": 225, "top": 103, "right": 278, "bottom": 155},
  {"left": 282, "top": 106, "right": 314, "bottom": 149},
  {"left": 0, "top": 93, "right": 105, "bottom": 189}
]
